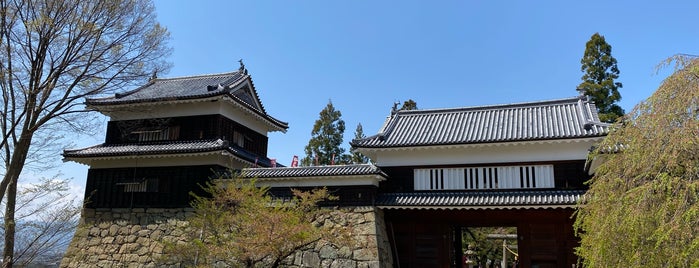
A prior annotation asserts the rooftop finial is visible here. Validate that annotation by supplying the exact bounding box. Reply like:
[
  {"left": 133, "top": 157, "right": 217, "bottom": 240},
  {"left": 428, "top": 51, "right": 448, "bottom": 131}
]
[
  {"left": 576, "top": 87, "right": 586, "bottom": 96},
  {"left": 238, "top": 59, "right": 247, "bottom": 74},
  {"left": 150, "top": 70, "right": 158, "bottom": 81},
  {"left": 391, "top": 101, "right": 399, "bottom": 115}
]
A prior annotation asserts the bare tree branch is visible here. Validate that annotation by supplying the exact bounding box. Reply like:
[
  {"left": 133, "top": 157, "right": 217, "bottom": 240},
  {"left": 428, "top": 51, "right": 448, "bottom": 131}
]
[{"left": 0, "top": 0, "right": 171, "bottom": 265}]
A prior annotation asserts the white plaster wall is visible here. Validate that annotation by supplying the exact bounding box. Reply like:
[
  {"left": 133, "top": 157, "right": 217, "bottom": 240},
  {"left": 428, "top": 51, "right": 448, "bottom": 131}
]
[{"left": 367, "top": 139, "right": 600, "bottom": 167}]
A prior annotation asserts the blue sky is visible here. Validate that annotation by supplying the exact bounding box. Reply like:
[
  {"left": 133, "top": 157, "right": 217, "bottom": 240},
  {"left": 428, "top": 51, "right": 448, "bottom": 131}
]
[{"left": 57, "top": 1, "right": 699, "bottom": 188}]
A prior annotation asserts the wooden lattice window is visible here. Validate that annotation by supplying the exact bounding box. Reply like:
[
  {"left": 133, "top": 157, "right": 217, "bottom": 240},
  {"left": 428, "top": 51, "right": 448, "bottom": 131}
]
[
  {"left": 414, "top": 165, "right": 555, "bottom": 191},
  {"left": 117, "top": 179, "right": 159, "bottom": 193},
  {"left": 131, "top": 126, "right": 180, "bottom": 142}
]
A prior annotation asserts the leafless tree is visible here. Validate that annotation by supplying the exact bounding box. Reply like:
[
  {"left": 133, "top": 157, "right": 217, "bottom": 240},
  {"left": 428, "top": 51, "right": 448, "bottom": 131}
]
[
  {"left": 0, "top": 177, "right": 80, "bottom": 266},
  {"left": 0, "top": 0, "right": 171, "bottom": 266}
]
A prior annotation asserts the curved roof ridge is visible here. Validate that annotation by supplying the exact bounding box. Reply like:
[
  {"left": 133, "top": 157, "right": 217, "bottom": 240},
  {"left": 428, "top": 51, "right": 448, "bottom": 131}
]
[
  {"left": 154, "top": 70, "right": 242, "bottom": 81},
  {"left": 396, "top": 96, "right": 587, "bottom": 115}
]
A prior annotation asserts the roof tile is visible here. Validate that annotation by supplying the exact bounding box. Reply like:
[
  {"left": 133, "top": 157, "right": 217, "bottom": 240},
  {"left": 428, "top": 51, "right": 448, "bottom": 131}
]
[
  {"left": 353, "top": 96, "right": 608, "bottom": 148},
  {"left": 376, "top": 190, "right": 584, "bottom": 209},
  {"left": 86, "top": 71, "right": 288, "bottom": 130},
  {"left": 62, "top": 139, "right": 280, "bottom": 167},
  {"left": 241, "top": 164, "right": 387, "bottom": 178}
]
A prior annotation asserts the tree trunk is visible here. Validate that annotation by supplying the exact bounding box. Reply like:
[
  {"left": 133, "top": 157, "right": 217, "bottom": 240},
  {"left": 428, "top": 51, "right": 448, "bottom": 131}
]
[
  {"left": 2, "top": 178, "right": 16, "bottom": 268},
  {"left": 2, "top": 134, "right": 33, "bottom": 268}
]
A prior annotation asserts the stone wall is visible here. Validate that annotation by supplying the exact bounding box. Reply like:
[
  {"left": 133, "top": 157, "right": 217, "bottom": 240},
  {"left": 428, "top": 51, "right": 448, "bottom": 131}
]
[
  {"left": 61, "top": 208, "right": 191, "bottom": 267},
  {"left": 61, "top": 206, "right": 393, "bottom": 268},
  {"left": 282, "top": 207, "right": 393, "bottom": 268}
]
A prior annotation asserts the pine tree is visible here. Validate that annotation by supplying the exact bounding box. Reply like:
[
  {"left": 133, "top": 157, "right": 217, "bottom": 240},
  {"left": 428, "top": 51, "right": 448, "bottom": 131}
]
[
  {"left": 578, "top": 33, "right": 624, "bottom": 123},
  {"left": 350, "top": 123, "right": 369, "bottom": 164},
  {"left": 302, "top": 101, "right": 349, "bottom": 166},
  {"left": 399, "top": 99, "right": 418, "bottom": 111}
]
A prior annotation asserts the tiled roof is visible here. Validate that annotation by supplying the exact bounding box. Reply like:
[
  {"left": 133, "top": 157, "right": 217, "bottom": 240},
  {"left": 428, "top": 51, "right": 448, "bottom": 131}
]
[
  {"left": 88, "top": 71, "right": 246, "bottom": 105},
  {"left": 228, "top": 145, "right": 282, "bottom": 168},
  {"left": 86, "top": 69, "right": 288, "bottom": 130},
  {"left": 241, "top": 164, "right": 387, "bottom": 178},
  {"left": 63, "top": 139, "right": 279, "bottom": 167},
  {"left": 352, "top": 96, "right": 609, "bottom": 148},
  {"left": 376, "top": 190, "right": 584, "bottom": 210}
]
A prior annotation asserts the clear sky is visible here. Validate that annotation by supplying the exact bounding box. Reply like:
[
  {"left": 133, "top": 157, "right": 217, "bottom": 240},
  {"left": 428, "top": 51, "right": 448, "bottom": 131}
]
[{"left": 56, "top": 0, "right": 699, "bottom": 192}]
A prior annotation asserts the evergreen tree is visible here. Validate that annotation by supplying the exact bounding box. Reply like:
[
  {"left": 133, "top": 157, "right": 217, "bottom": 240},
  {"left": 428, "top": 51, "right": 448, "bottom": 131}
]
[
  {"left": 399, "top": 99, "right": 418, "bottom": 111},
  {"left": 350, "top": 123, "right": 369, "bottom": 164},
  {"left": 578, "top": 33, "right": 624, "bottom": 123},
  {"left": 302, "top": 101, "right": 349, "bottom": 166}
]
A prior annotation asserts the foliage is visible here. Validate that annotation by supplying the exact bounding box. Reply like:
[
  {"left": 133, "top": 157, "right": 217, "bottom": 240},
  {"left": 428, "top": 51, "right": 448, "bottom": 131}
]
[
  {"left": 575, "top": 55, "right": 699, "bottom": 267},
  {"left": 0, "top": 178, "right": 80, "bottom": 266},
  {"left": 350, "top": 123, "right": 369, "bottom": 164},
  {"left": 163, "top": 178, "right": 348, "bottom": 268},
  {"left": 398, "top": 99, "right": 418, "bottom": 111},
  {"left": 578, "top": 33, "right": 624, "bottom": 123},
  {"left": 302, "top": 100, "right": 350, "bottom": 166},
  {"left": 462, "top": 227, "right": 517, "bottom": 267},
  {"left": 0, "top": 0, "right": 170, "bottom": 265}
]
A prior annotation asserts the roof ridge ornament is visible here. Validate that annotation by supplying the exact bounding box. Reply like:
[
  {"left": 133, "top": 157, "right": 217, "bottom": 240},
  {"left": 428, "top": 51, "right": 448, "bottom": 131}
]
[
  {"left": 150, "top": 70, "right": 158, "bottom": 81},
  {"left": 238, "top": 59, "right": 248, "bottom": 75}
]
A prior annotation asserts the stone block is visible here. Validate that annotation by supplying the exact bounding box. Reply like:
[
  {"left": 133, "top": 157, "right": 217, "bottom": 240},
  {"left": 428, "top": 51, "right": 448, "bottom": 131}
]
[
  {"left": 356, "top": 222, "right": 376, "bottom": 235},
  {"left": 109, "top": 225, "right": 119, "bottom": 236},
  {"left": 87, "top": 238, "right": 101, "bottom": 246},
  {"left": 140, "top": 215, "right": 151, "bottom": 225},
  {"left": 321, "top": 259, "right": 334, "bottom": 267},
  {"left": 353, "top": 248, "right": 377, "bottom": 261},
  {"left": 125, "top": 235, "right": 137, "bottom": 243},
  {"left": 363, "top": 212, "right": 376, "bottom": 223},
  {"left": 135, "top": 245, "right": 150, "bottom": 256},
  {"left": 358, "top": 261, "right": 380, "bottom": 268},
  {"left": 302, "top": 251, "right": 321, "bottom": 267},
  {"left": 119, "top": 226, "right": 131, "bottom": 235},
  {"left": 101, "top": 236, "right": 115, "bottom": 244},
  {"left": 89, "top": 227, "right": 101, "bottom": 236},
  {"left": 338, "top": 246, "right": 352, "bottom": 258},
  {"left": 330, "top": 259, "right": 357, "bottom": 268},
  {"left": 147, "top": 208, "right": 164, "bottom": 213},
  {"left": 293, "top": 251, "right": 303, "bottom": 266},
  {"left": 151, "top": 229, "right": 163, "bottom": 240},
  {"left": 319, "top": 244, "right": 338, "bottom": 259}
]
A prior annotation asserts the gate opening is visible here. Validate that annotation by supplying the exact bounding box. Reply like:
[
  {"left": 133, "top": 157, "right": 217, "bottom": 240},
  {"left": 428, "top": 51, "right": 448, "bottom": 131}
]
[{"left": 456, "top": 226, "right": 518, "bottom": 268}]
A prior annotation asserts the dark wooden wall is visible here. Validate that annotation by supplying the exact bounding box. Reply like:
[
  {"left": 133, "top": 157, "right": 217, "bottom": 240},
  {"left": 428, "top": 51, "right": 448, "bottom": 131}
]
[
  {"left": 105, "top": 114, "right": 269, "bottom": 157},
  {"left": 268, "top": 185, "right": 378, "bottom": 206},
  {"left": 84, "top": 165, "right": 225, "bottom": 208}
]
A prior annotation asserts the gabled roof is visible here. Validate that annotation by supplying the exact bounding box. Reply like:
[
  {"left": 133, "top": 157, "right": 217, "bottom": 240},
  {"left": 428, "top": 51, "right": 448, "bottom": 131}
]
[
  {"left": 86, "top": 67, "right": 288, "bottom": 131},
  {"left": 63, "top": 139, "right": 279, "bottom": 167},
  {"left": 241, "top": 164, "right": 387, "bottom": 178},
  {"left": 376, "top": 189, "right": 584, "bottom": 210},
  {"left": 352, "top": 96, "right": 609, "bottom": 149}
]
